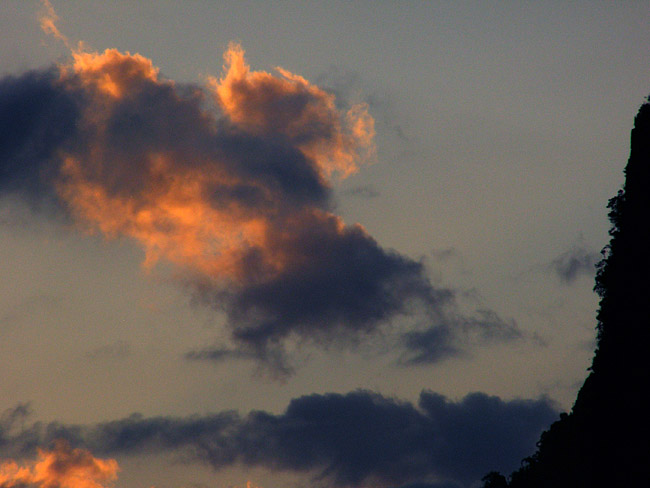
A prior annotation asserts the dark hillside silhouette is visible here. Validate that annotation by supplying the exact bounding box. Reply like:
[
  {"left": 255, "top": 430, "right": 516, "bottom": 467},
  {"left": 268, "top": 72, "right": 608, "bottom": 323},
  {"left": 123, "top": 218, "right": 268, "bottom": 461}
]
[{"left": 482, "top": 98, "right": 650, "bottom": 487}]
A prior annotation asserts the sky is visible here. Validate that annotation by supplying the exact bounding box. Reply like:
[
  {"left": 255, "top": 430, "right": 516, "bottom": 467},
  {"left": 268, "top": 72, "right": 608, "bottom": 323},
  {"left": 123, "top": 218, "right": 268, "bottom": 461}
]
[{"left": 1, "top": 2, "right": 649, "bottom": 488}]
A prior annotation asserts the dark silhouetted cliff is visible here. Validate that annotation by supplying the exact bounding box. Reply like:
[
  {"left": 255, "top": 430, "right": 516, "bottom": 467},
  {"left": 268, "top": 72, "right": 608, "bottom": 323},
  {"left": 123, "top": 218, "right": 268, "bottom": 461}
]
[{"left": 483, "top": 98, "right": 650, "bottom": 487}]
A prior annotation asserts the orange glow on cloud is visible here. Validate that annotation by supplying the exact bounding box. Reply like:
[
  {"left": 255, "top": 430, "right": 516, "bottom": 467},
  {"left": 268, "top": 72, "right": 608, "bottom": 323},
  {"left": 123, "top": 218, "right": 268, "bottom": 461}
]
[
  {"left": 18, "top": 1, "right": 450, "bottom": 363},
  {"left": 57, "top": 155, "right": 273, "bottom": 281},
  {"left": 52, "top": 41, "right": 375, "bottom": 287},
  {"left": 0, "top": 441, "right": 118, "bottom": 488},
  {"left": 211, "top": 43, "right": 374, "bottom": 178},
  {"left": 69, "top": 49, "right": 160, "bottom": 98},
  {"left": 38, "top": 0, "right": 71, "bottom": 49}
]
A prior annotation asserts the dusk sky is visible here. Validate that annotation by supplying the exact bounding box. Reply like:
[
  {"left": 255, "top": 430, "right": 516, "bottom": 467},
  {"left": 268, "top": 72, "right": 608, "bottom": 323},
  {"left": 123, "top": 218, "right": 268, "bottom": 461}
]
[{"left": 1, "top": 2, "right": 649, "bottom": 488}]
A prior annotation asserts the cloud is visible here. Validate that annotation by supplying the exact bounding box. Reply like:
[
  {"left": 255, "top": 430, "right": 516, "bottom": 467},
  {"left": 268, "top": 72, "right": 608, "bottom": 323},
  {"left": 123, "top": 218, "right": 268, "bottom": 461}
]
[
  {"left": 400, "top": 325, "right": 460, "bottom": 364},
  {"left": 400, "top": 309, "right": 522, "bottom": 365},
  {"left": 0, "top": 440, "right": 118, "bottom": 488},
  {"left": 38, "top": 0, "right": 72, "bottom": 49},
  {"left": 211, "top": 43, "right": 375, "bottom": 178},
  {"left": 0, "top": 391, "right": 557, "bottom": 488},
  {"left": 1, "top": 404, "right": 46, "bottom": 459},
  {"left": 1, "top": 405, "right": 31, "bottom": 448},
  {"left": 0, "top": 68, "right": 81, "bottom": 210},
  {"left": 548, "top": 245, "right": 600, "bottom": 283},
  {"left": 0, "top": 33, "right": 513, "bottom": 372}
]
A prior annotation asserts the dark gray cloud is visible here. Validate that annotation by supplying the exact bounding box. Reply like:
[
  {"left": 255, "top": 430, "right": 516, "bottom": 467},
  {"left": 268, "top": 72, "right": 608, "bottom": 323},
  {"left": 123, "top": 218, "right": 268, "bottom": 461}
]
[
  {"left": 184, "top": 345, "right": 288, "bottom": 375},
  {"left": 0, "top": 404, "right": 42, "bottom": 459},
  {"left": 0, "top": 68, "right": 81, "bottom": 210},
  {"left": 400, "top": 310, "right": 522, "bottom": 365},
  {"left": 549, "top": 245, "right": 600, "bottom": 284},
  {"left": 401, "top": 326, "right": 460, "bottom": 364},
  {"left": 0, "top": 390, "right": 558, "bottom": 488},
  {"left": 189, "top": 215, "right": 453, "bottom": 371}
]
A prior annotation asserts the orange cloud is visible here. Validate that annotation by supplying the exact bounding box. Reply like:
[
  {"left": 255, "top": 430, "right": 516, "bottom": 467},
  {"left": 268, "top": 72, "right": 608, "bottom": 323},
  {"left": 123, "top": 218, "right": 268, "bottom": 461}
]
[
  {"left": 38, "top": 0, "right": 71, "bottom": 49},
  {"left": 0, "top": 441, "right": 118, "bottom": 488},
  {"left": 68, "top": 49, "right": 160, "bottom": 99},
  {"left": 2, "top": 29, "right": 455, "bottom": 370},
  {"left": 41, "top": 42, "right": 448, "bottom": 369},
  {"left": 56, "top": 154, "right": 273, "bottom": 281},
  {"left": 52, "top": 43, "right": 374, "bottom": 288},
  {"left": 211, "top": 43, "right": 374, "bottom": 178}
]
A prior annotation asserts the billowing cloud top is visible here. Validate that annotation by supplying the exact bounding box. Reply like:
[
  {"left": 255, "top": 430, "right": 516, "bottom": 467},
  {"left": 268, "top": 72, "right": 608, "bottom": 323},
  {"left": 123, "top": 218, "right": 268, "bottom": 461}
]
[{"left": 213, "top": 43, "right": 375, "bottom": 178}]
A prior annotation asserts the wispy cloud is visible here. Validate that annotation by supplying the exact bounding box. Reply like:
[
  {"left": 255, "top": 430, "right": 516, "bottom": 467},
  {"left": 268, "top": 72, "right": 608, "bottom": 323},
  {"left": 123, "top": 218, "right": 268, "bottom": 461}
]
[
  {"left": 548, "top": 245, "right": 600, "bottom": 284},
  {"left": 400, "top": 309, "right": 522, "bottom": 365},
  {"left": 38, "top": 0, "right": 72, "bottom": 49}
]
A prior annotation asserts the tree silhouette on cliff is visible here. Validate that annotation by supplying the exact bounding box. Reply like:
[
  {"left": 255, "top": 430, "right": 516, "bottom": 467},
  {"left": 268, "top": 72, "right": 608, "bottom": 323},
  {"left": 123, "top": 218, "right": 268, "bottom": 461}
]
[{"left": 482, "top": 98, "right": 650, "bottom": 487}]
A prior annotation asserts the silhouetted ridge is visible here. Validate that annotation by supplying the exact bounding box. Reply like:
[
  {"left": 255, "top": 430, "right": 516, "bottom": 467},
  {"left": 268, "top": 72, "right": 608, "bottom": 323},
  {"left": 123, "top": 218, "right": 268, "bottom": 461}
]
[{"left": 482, "top": 98, "right": 650, "bottom": 487}]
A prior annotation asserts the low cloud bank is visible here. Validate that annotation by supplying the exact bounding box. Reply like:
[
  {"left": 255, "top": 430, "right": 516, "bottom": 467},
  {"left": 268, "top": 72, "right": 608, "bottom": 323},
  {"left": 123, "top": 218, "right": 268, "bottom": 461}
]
[{"left": 1, "top": 391, "right": 557, "bottom": 488}]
